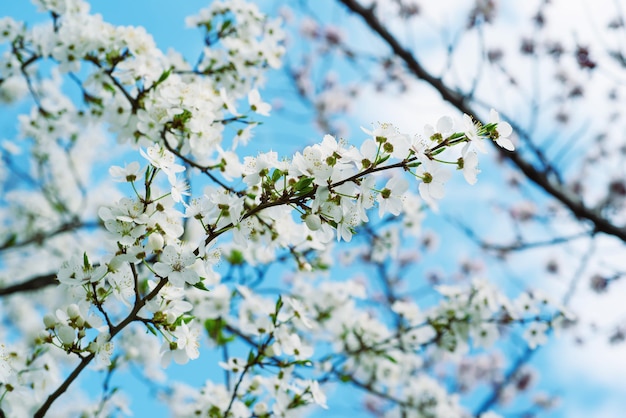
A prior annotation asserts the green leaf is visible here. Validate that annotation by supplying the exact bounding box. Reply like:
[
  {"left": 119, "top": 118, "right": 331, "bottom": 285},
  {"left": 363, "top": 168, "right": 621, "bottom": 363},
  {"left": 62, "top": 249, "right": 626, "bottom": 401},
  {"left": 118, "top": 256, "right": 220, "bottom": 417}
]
[
  {"left": 145, "top": 323, "right": 158, "bottom": 336},
  {"left": 102, "top": 82, "right": 116, "bottom": 94},
  {"left": 52, "top": 201, "right": 65, "bottom": 213},
  {"left": 220, "top": 19, "right": 233, "bottom": 34},
  {"left": 205, "top": 318, "right": 222, "bottom": 336},
  {"left": 83, "top": 93, "right": 103, "bottom": 107},
  {"left": 247, "top": 349, "right": 256, "bottom": 365},
  {"left": 375, "top": 154, "right": 391, "bottom": 165},
  {"left": 1, "top": 233, "right": 17, "bottom": 248},
  {"left": 270, "top": 169, "right": 282, "bottom": 183},
  {"left": 192, "top": 280, "right": 210, "bottom": 292},
  {"left": 295, "top": 186, "right": 315, "bottom": 197},
  {"left": 174, "top": 314, "right": 195, "bottom": 326},
  {"left": 275, "top": 295, "right": 283, "bottom": 314},
  {"left": 226, "top": 249, "right": 245, "bottom": 265},
  {"left": 157, "top": 68, "right": 171, "bottom": 84},
  {"left": 293, "top": 177, "right": 314, "bottom": 192},
  {"left": 204, "top": 318, "right": 235, "bottom": 346},
  {"left": 270, "top": 295, "right": 284, "bottom": 325},
  {"left": 383, "top": 354, "right": 397, "bottom": 364}
]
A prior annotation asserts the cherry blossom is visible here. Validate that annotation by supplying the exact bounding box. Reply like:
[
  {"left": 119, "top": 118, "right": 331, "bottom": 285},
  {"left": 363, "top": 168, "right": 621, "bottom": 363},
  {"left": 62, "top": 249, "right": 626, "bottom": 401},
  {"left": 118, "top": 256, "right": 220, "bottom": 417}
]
[
  {"left": 248, "top": 88, "right": 272, "bottom": 116},
  {"left": 140, "top": 144, "right": 185, "bottom": 184},
  {"left": 377, "top": 175, "right": 409, "bottom": 216},
  {"left": 109, "top": 161, "right": 141, "bottom": 182},
  {"left": 462, "top": 113, "right": 488, "bottom": 155},
  {"left": 489, "top": 109, "right": 515, "bottom": 151},
  {"left": 88, "top": 332, "right": 114, "bottom": 368},
  {"left": 0, "top": 2, "right": 561, "bottom": 417},
  {"left": 153, "top": 245, "right": 200, "bottom": 287},
  {"left": 161, "top": 323, "right": 201, "bottom": 366},
  {"left": 0, "top": 344, "right": 13, "bottom": 384},
  {"left": 524, "top": 322, "right": 550, "bottom": 349},
  {"left": 415, "top": 159, "right": 453, "bottom": 209},
  {"left": 459, "top": 151, "right": 480, "bottom": 185}
]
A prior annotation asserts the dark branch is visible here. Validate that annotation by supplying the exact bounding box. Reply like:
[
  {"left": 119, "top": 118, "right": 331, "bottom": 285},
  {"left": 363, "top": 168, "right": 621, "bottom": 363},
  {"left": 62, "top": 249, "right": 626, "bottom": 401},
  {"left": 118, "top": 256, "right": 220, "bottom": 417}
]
[
  {"left": 337, "top": 0, "right": 626, "bottom": 243},
  {"left": 0, "top": 273, "right": 57, "bottom": 297}
]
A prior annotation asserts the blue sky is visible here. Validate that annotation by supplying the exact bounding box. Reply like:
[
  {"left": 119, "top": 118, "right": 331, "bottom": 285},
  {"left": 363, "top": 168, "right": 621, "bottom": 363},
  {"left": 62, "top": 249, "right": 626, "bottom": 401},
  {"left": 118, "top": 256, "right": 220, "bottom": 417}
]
[{"left": 4, "top": 1, "right": 626, "bottom": 417}]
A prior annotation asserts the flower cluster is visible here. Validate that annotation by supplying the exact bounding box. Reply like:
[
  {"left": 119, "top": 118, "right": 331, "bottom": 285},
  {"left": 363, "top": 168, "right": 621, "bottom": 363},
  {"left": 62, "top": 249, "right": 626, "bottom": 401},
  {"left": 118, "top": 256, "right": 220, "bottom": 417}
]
[{"left": 0, "top": 2, "right": 561, "bottom": 418}]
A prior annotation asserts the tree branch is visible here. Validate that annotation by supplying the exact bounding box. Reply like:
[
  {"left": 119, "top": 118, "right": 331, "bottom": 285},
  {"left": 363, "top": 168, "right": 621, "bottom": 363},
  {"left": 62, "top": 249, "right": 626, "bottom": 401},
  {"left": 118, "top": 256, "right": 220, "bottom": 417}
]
[
  {"left": 0, "top": 273, "right": 57, "bottom": 297},
  {"left": 337, "top": 0, "right": 626, "bottom": 243},
  {"left": 33, "top": 277, "right": 170, "bottom": 417}
]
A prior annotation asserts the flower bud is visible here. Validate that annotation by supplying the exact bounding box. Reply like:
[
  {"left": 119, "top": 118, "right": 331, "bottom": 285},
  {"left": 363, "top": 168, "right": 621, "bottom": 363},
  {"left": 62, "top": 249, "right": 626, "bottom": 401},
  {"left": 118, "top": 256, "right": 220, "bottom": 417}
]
[
  {"left": 254, "top": 402, "right": 268, "bottom": 415},
  {"left": 75, "top": 316, "right": 85, "bottom": 329},
  {"left": 249, "top": 375, "right": 263, "bottom": 391},
  {"left": 264, "top": 343, "right": 279, "bottom": 357},
  {"left": 43, "top": 314, "right": 57, "bottom": 330},
  {"left": 148, "top": 233, "right": 164, "bottom": 251},
  {"left": 37, "top": 330, "right": 50, "bottom": 343},
  {"left": 57, "top": 325, "right": 76, "bottom": 346},
  {"left": 304, "top": 214, "right": 322, "bottom": 231},
  {"left": 67, "top": 304, "right": 81, "bottom": 320}
]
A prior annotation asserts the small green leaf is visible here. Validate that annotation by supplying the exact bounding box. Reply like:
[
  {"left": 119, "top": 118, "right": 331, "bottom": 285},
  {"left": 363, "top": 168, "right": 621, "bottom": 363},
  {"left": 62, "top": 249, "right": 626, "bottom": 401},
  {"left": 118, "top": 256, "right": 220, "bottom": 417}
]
[
  {"left": 220, "top": 19, "right": 233, "bottom": 34},
  {"left": 1, "top": 233, "right": 17, "bottom": 248},
  {"left": 84, "top": 93, "right": 103, "bottom": 107},
  {"left": 293, "top": 177, "right": 314, "bottom": 192},
  {"left": 375, "top": 154, "right": 391, "bottom": 165},
  {"left": 383, "top": 354, "right": 397, "bottom": 364},
  {"left": 270, "top": 169, "right": 282, "bottom": 182},
  {"left": 226, "top": 249, "right": 245, "bottom": 265},
  {"left": 145, "top": 323, "right": 158, "bottom": 336},
  {"left": 102, "top": 82, "right": 116, "bottom": 94},
  {"left": 244, "top": 396, "right": 257, "bottom": 407},
  {"left": 157, "top": 68, "right": 171, "bottom": 84},
  {"left": 192, "top": 280, "right": 210, "bottom": 291},
  {"left": 275, "top": 295, "right": 283, "bottom": 314},
  {"left": 204, "top": 318, "right": 235, "bottom": 346},
  {"left": 295, "top": 186, "right": 314, "bottom": 197}
]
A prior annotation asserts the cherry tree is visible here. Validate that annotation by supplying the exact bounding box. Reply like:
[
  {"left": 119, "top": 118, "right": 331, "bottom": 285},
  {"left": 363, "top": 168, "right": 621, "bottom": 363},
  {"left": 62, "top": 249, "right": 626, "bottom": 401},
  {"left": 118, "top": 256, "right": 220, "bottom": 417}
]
[
  {"left": 279, "top": 0, "right": 626, "bottom": 415},
  {"left": 0, "top": 0, "right": 600, "bottom": 417}
]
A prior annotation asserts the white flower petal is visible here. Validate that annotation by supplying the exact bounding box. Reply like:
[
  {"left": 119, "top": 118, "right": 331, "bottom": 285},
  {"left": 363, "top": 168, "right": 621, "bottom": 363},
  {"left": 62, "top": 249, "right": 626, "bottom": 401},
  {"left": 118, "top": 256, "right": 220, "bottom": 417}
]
[
  {"left": 496, "top": 137, "right": 515, "bottom": 151},
  {"left": 436, "top": 115, "right": 453, "bottom": 133}
]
